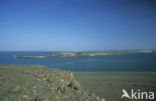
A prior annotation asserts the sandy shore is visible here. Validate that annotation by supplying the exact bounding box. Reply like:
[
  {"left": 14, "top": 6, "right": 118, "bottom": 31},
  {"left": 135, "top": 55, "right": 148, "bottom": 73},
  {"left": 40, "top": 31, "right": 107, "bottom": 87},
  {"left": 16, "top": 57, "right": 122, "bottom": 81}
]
[{"left": 74, "top": 72, "right": 156, "bottom": 101}]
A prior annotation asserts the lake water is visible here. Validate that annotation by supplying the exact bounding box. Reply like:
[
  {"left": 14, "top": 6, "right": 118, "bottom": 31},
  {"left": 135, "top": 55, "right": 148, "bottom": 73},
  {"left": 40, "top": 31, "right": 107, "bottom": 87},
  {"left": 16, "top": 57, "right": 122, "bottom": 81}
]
[{"left": 0, "top": 51, "right": 156, "bottom": 71}]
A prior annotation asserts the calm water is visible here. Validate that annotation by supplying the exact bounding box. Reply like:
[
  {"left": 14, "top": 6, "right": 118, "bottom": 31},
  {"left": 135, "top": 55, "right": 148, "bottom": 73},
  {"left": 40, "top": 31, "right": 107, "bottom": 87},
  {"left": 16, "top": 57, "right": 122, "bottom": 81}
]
[{"left": 0, "top": 51, "right": 156, "bottom": 71}]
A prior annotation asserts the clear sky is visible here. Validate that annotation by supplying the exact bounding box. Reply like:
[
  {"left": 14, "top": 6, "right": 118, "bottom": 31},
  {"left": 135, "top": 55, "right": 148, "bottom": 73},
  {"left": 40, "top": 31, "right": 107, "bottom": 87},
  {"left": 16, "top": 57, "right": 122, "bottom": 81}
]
[{"left": 0, "top": 0, "right": 156, "bottom": 51}]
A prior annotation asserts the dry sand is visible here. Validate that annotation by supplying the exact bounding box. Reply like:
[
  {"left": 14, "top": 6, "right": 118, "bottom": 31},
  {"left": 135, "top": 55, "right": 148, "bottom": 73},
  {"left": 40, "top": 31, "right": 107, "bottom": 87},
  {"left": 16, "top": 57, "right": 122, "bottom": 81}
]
[{"left": 74, "top": 72, "right": 156, "bottom": 101}]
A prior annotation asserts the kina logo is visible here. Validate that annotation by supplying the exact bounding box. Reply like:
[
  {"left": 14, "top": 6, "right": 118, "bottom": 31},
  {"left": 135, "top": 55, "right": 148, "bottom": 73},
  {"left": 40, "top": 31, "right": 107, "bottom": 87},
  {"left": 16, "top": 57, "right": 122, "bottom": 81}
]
[{"left": 121, "top": 89, "right": 154, "bottom": 100}]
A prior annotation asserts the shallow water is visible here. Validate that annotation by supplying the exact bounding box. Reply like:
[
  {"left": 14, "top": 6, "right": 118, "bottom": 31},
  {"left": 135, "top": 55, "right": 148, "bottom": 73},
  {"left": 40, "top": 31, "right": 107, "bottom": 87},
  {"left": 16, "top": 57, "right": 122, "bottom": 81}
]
[{"left": 0, "top": 51, "right": 156, "bottom": 71}]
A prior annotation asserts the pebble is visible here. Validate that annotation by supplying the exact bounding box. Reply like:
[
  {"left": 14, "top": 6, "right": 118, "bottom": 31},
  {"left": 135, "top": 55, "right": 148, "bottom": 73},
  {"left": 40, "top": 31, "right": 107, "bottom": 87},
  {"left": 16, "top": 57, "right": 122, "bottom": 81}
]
[
  {"left": 37, "top": 79, "right": 41, "bottom": 81},
  {"left": 33, "top": 89, "right": 36, "bottom": 93},
  {"left": 101, "top": 98, "right": 106, "bottom": 101},
  {"left": 91, "top": 93, "right": 96, "bottom": 97},
  {"left": 60, "top": 79, "right": 65, "bottom": 82},
  {"left": 38, "top": 74, "right": 44, "bottom": 78},
  {"left": 96, "top": 96, "right": 100, "bottom": 100},
  {"left": 23, "top": 88, "right": 27, "bottom": 91},
  {"left": 45, "top": 98, "right": 49, "bottom": 101},
  {"left": 13, "top": 85, "right": 20, "bottom": 92},
  {"left": 47, "top": 77, "right": 55, "bottom": 83},
  {"left": 43, "top": 78, "right": 47, "bottom": 81},
  {"left": 22, "top": 95, "right": 29, "bottom": 98},
  {"left": 33, "top": 86, "right": 36, "bottom": 88}
]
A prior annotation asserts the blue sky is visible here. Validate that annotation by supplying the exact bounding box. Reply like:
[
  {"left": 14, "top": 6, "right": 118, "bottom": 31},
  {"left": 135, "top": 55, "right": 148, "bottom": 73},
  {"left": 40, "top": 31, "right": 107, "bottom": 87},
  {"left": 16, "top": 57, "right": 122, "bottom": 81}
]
[{"left": 0, "top": 0, "right": 156, "bottom": 51}]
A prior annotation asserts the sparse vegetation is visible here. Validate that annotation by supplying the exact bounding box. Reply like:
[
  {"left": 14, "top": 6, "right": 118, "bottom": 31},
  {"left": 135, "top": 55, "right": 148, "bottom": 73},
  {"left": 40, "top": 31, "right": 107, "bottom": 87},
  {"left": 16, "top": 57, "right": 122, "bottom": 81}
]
[
  {"left": 0, "top": 64, "right": 104, "bottom": 101},
  {"left": 15, "top": 51, "right": 123, "bottom": 58}
]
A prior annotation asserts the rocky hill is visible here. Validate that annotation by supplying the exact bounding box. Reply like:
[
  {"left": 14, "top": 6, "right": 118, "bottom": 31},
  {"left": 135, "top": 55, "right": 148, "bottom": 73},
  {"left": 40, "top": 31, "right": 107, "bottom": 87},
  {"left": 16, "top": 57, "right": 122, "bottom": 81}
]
[{"left": 0, "top": 64, "right": 105, "bottom": 101}]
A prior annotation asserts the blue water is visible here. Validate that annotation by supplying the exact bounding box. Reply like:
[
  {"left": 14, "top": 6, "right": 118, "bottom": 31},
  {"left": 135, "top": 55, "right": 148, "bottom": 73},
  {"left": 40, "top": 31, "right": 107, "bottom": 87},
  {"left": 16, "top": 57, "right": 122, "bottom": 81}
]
[{"left": 0, "top": 51, "right": 156, "bottom": 71}]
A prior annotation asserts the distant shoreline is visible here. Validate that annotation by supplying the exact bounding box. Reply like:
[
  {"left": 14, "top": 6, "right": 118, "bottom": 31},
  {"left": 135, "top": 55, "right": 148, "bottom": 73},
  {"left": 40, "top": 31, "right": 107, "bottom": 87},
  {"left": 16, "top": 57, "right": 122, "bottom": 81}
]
[{"left": 13, "top": 50, "right": 156, "bottom": 58}]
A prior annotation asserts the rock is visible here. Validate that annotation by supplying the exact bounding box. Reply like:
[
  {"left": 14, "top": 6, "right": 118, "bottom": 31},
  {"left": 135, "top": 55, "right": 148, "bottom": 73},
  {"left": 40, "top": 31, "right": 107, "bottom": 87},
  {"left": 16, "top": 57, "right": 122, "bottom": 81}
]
[
  {"left": 97, "top": 96, "right": 100, "bottom": 100},
  {"left": 3, "top": 81, "right": 9, "bottom": 86},
  {"left": 70, "top": 72, "right": 74, "bottom": 80},
  {"left": 33, "top": 86, "right": 36, "bottom": 88},
  {"left": 42, "top": 78, "right": 47, "bottom": 81},
  {"left": 0, "top": 78, "right": 4, "bottom": 84},
  {"left": 68, "top": 80, "right": 81, "bottom": 90},
  {"left": 37, "top": 79, "right": 42, "bottom": 81},
  {"left": 47, "top": 76, "right": 56, "bottom": 83},
  {"left": 13, "top": 85, "right": 20, "bottom": 92},
  {"left": 101, "top": 98, "right": 106, "bottom": 101},
  {"left": 38, "top": 74, "right": 45, "bottom": 78},
  {"left": 23, "top": 88, "right": 27, "bottom": 91},
  {"left": 60, "top": 79, "right": 65, "bottom": 83},
  {"left": 22, "top": 95, "right": 29, "bottom": 98},
  {"left": 57, "top": 86, "right": 66, "bottom": 93},
  {"left": 91, "top": 93, "right": 96, "bottom": 97}
]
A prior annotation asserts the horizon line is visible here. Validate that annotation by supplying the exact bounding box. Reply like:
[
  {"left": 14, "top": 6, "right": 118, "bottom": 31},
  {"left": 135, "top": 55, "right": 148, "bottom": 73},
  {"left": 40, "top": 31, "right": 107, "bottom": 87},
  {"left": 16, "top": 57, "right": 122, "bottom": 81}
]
[{"left": 0, "top": 49, "right": 156, "bottom": 52}]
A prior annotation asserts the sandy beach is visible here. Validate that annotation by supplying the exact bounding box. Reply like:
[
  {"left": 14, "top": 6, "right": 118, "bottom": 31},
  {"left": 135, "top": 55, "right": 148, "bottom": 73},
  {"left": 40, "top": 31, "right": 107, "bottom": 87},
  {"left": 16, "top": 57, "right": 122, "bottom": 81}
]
[{"left": 74, "top": 72, "right": 156, "bottom": 101}]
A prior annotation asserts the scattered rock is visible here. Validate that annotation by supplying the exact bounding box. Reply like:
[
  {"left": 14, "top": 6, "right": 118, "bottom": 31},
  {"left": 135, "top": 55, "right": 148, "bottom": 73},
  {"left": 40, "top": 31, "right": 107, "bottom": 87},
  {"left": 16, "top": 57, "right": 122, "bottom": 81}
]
[
  {"left": 13, "top": 85, "right": 20, "bottom": 92},
  {"left": 0, "top": 64, "right": 104, "bottom": 101},
  {"left": 68, "top": 80, "right": 81, "bottom": 90},
  {"left": 101, "top": 98, "right": 106, "bottom": 101}
]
